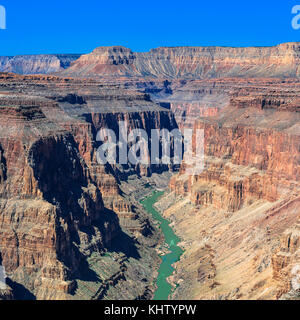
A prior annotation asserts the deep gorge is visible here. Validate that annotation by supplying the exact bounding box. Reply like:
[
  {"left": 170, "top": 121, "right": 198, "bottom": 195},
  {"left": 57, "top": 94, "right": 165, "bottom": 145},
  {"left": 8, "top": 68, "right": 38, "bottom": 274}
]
[{"left": 1, "top": 42, "right": 300, "bottom": 300}]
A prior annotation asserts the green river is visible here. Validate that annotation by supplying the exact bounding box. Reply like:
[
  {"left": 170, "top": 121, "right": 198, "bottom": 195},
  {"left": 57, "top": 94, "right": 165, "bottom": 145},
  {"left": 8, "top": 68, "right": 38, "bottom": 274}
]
[{"left": 141, "top": 191, "right": 184, "bottom": 300}]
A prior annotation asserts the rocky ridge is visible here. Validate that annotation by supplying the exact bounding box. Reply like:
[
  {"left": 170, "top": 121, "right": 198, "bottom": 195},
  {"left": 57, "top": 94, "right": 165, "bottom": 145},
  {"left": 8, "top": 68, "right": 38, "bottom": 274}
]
[
  {"left": 60, "top": 43, "right": 300, "bottom": 79},
  {"left": 0, "top": 54, "right": 81, "bottom": 75}
]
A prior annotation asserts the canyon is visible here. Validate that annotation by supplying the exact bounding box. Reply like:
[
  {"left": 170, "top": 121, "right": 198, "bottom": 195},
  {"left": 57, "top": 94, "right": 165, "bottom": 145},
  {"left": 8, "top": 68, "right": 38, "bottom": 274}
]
[
  {"left": 0, "top": 72, "right": 175, "bottom": 300},
  {"left": 0, "top": 42, "right": 300, "bottom": 300}
]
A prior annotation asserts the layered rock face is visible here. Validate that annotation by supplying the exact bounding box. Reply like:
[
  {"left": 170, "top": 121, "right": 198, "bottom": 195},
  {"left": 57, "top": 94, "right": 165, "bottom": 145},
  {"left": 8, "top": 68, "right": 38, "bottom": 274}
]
[
  {"left": 0, "top": 54, "right": 81, "bottom": 75},
  {"left": 0, "top": 73, "right": 177, "bottom": 299},
  {"left": 0, "top": 102, "right": 120, "bottom": 299},
  {"left": 143, "top": 78, "right": 300, "bottom": 129},
  {"left": 272, "top": 221, "right": 300, "bottom": 298},
  {"left": 60, "top": 42, "right": 300, "bottom": 79},
  {"left": 159, "top": 79, "right": 300, "bottom": 300}
]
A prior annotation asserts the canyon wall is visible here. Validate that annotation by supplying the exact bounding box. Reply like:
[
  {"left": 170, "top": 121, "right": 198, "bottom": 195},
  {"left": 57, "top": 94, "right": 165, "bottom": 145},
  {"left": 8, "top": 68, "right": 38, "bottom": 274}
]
[
  {"left": 0, "top": 73, "right": 177, "bottom": 299},
  {"left": 159, "top": 79, "right": 300, "bottom": 300},
  {"left": 0, "top": 102, "right": 120, "bottom": 299}
]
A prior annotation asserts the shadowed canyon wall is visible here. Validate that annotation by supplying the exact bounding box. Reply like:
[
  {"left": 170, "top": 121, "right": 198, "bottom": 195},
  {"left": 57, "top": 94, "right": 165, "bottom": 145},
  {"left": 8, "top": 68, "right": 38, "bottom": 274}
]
[{"left": 0, "top": 73, "right": 178, "bottom": 299}]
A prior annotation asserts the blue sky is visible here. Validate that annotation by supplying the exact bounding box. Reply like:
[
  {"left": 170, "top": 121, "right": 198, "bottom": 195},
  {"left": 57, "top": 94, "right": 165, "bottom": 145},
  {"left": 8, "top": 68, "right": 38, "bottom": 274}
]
[{"left": 0, "top": 0, "right": 299, "bottom": 55}]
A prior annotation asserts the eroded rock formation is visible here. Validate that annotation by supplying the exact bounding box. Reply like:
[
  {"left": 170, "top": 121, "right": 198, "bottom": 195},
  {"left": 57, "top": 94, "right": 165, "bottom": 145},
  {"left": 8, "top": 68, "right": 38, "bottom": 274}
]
[
  {"left": 158, "top": 79, "right": 300, "bottom": 300},
  {"left": 60, "top": 43, "right": 300, "bottom": 79},
  {"left": 0, "top": 73, "right": 176, "bottom": 299}
]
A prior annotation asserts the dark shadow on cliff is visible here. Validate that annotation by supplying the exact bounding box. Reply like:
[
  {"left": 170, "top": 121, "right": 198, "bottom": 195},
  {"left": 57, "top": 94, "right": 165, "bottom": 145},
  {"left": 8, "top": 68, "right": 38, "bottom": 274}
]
[
  {"left": 0, "top": 144, "right": 7, "bottom": 183},
  {"left": 6, "top": 278, "right": 36, "bottom": 300},
  {"left": 108, "top": 231, "right": 141, "bottom": 260},
  {"left": 71, "top": 244, "right": 101, "bottom": 283},
  {"left": 102, "top": 208, "right": 141, "bottom": 260}
]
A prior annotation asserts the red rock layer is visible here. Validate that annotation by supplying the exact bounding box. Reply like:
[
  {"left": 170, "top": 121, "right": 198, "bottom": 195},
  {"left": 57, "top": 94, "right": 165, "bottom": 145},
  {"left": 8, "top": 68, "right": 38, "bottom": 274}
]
[
  {"left": 168, "top": 82, "right": 300, "bottom": 298},
  {"left": 0, "top": 102, "right": 122, "bottom": 299},
  {"left": 0, "top": 73, "right": 178, "bottom": 299}
]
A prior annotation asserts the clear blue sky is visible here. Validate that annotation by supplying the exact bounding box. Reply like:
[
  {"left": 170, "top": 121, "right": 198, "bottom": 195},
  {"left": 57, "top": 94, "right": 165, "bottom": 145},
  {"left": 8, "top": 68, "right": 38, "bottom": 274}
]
[{"left": 0, "top": 0, "right": 299, "bottom": 55}]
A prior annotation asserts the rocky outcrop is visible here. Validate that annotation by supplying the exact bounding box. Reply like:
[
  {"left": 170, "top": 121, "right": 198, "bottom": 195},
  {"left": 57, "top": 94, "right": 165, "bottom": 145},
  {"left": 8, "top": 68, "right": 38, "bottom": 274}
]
[
  {"left": 272, "top": 220, "right": 300, "bottom": 298},
  {"left": 0, "top": 253, "right": 13, "bottom": 300},
  {"left": 60, "top": 43, "right": 300, "bottom": 79}
]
